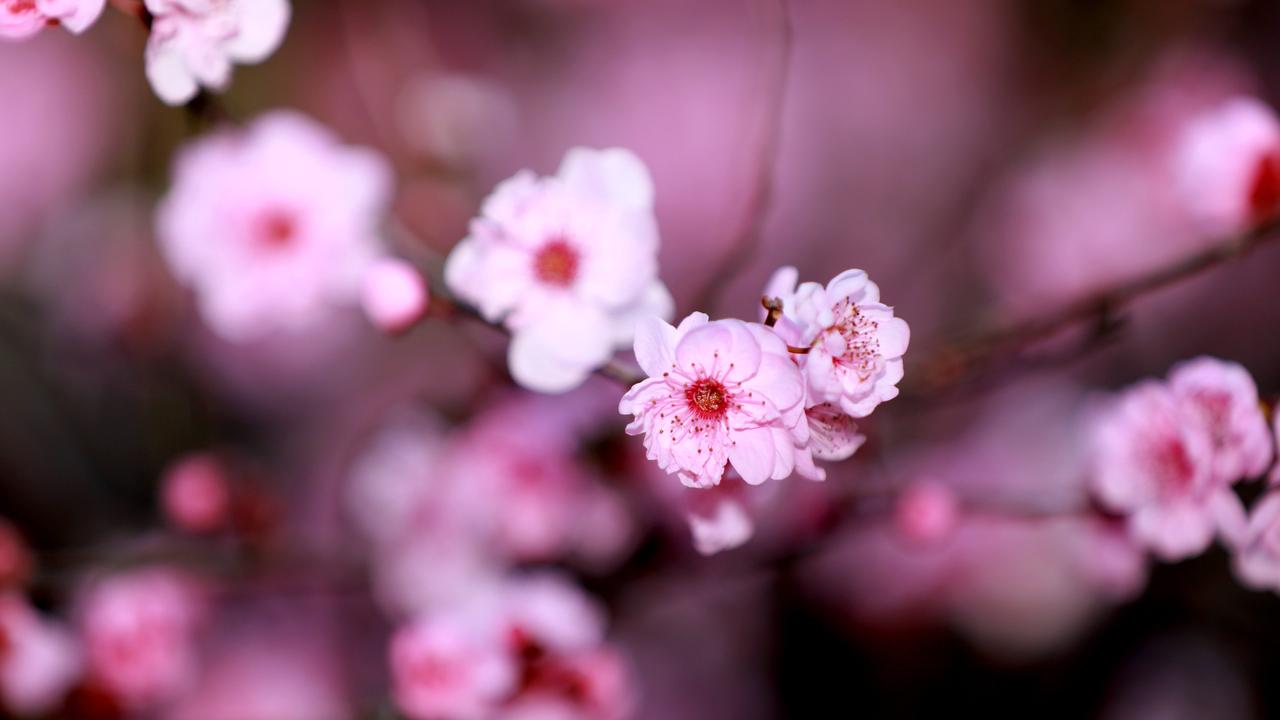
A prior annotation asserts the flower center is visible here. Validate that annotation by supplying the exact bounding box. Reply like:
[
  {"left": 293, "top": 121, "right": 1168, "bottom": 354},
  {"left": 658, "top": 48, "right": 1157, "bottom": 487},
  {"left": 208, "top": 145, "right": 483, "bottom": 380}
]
[
  {"left": 254, "top": 210, "right": 297, "bottom": 251},
  {"left": 685, "top": 378, "right": 729, "bottom": 419},
  {"left": 831, "top": 300, "right": 882, "bottom": 379},
  {"left": 5, "top": 0, "right": 36, "bottom": 13},
  {"left": 1250, "top": 151, "right": 1280, "bottom": 222},
  {"left": 1150, "top": 437, "right": 1195, "bottom": 497},
  {"left": 533, "top": 237, "right": 579, "bottom": 287}
]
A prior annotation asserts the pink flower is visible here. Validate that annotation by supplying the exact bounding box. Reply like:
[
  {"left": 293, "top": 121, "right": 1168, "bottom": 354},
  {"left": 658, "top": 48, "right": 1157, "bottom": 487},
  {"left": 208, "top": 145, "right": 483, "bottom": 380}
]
[
  {"left": 144, "top": 0, "right": 290, "bottom": 106},
  {"left": 804, "top": 402, "right": 866, "bottom": 461},
  {"left": 390, "top": 611, "right": 517, "bottom": 720},
  {"left": 156, "top": 111, "right": 393, "bottom": 341},
  {"left": 362, "top": 257, "right": 429, "bottom": 335},
  {"left": 1232, "top": 490, "right": 1280, "bottom": 593},
  {"left": 1089, "top": 380, "right": 1239, "bottom": 561},
  {"left": 685, "top": 491, "right": 755, "bottom": 556},
  {"left": 895, "top": 480, "right": 960, "bottom": 545},
  {"left": 78, "top": 569, "right": 205, "bottom": 710},
  {"left": 499, "top": 648, "right": 635, "bottom": 720},
  {"left": 501, "top": 573, "right": 606, "bottom": 654},
  {"left": 0, "top": 594, "right": 82, "bottom": 716},
  {"left": 1174, "top": 96, "right": 1280, "bottom": 234},
  {"left": 619, "top": 312, "right": 814, "bottom": 488},
  {"left": 1167, "top": 356, "right": 1272, "bottom": 484},
  {"left": 161, "top": 453, "right": 231, "bottom": 533},
  {"left": 446, "top": 147, "right": 673, "bottom": 393},
  {"left": 764, "top": 266, "right": 910, "bottom": 418},
  {"left": 0, "top": 0, "right": 103, "bottom": 39}
]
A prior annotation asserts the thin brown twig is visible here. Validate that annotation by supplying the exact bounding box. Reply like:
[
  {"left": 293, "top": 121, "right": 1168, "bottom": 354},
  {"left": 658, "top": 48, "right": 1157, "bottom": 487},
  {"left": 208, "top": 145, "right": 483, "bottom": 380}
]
[
  {"left": 906, "top": 215, "right": 1280, "bottom": 399},
  {"left": 688, "top": 0, "right": 793, "bottom": 313}
]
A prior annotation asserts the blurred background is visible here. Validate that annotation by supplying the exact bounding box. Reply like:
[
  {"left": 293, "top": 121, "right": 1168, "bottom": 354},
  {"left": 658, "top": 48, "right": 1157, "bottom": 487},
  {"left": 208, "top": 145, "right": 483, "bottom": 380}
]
[{"left": 6, "top": 0, "right": 1280, "bottom": 717}]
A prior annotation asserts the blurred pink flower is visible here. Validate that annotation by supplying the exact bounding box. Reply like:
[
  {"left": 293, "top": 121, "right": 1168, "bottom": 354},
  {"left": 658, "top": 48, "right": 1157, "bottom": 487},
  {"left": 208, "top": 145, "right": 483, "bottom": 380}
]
[
  {"left": 78, "top": 568, "right": 205, "bottom": 710},
  {"left": 156, "top": 111, "right": 393, "bottom": 341},
  {"left": 894, "top": 480, "right": 960, "bottom": 545},
  {"left": 1231, "top": 490, "right": 1280, "bottom": 593},
  {"left": 1089, "top": 380, "right": 1237, "bottom": 561},
  {"left": 1167, "top": 356, "right": 1272, "bottom": 484},
  {"left": 362, "top": 257, "right": 429, "bottom": 335},
  {"left": 502, "top": 573, "right": 606, "bottom": 654},
  {"left": 0, "top": 0, "right": 103, "bottom": 39},
  {"left": 161, "top": 453, "right": 231, "bottom": 533},
  {"left": 144, "top": 0, "right": 290, "bottom": 105},
  {"left": 685, "top": 491, "right": 755, "bottom": 557},
  {"left": 0, "top": 594, "right": 82, "bottom": 716},
  {"left": 621, "top": 313, "right": 814, "bottom": 488},
  {"left": 390, "top": 610, "right": 518, "bottom": 720},
  {"left": 1174, "top": 96, "right": 1280, "bottom": 235},
  {"left": 764, "top": 266, "right": 909, "bottom": 418},
  {"left": 445, "top": 147, "right": 673, "bottom": 393},
  {"left": 500, "top": 648, "right": 635, "bottom": 720}
]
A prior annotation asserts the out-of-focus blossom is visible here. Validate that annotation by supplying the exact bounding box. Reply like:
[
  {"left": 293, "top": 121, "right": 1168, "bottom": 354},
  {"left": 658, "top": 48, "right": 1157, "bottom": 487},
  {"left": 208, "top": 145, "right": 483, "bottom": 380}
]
[
  {"left": 1174, "top": 97, "right": 1280, "bottom": 235},
  {"left": 156, "top": 111, "right": 393, "bottom": 341},
  {"left": 1089, "top": 380, "right": 1233, "bottom": 561},
  {"left": 0, "top": 520, "right": 31, "bottom": 587},
  {"left": 390, "top": 610, "right": 518, "bottom": 720},
  {"left": 446, "top": 147, "right": 673, "bottom": 393},
  {"left": 78, "top": 569, "right": 205, "bottom": 710},
  {"left": 895, "top": 481, "right": 959, "bottom": 545},
  {"left": 620, "top": 313, "right": 815, "bottom": 488},
  {"left": 164, "top": 625, "right": 349, "bottom": 720},
  {"left": 0, "top": 0, "right": 103, "bottom": 40},
  {"left": 144, "top": 0, "right": 290, "bottom": 105},
  {"left": 500, "top": 648, "right": 635, "bottom": 720},
  {"left": 0, "top": 594, "right": 82, "bottom": 716},
  {"left": 1231, "top": 490, "right": 1280, "bottom": 593},
  {"left": 686, "top": 491, "right": 755, "bottom": 557},
  {"left": 502, "top": 573, "right": 606, "bottom": 654},
  {"left": 764, "top": 266, "right": 909, "bottom": 418},
  {"left": 1167, "top": 356, "right": 1272, "bottom": 484},
  {"left": 361, "top": 257, "right": 429, "bottom": 335},
  {"left": 161, "top": 453, "right": 230, "bottom": 533}
]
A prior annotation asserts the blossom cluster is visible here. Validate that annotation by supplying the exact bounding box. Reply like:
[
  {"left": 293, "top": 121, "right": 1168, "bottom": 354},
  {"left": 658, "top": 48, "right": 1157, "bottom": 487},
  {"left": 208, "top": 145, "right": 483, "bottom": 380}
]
[{"left": 1088, "top": 357, "right": 1280, "bottom": 591}]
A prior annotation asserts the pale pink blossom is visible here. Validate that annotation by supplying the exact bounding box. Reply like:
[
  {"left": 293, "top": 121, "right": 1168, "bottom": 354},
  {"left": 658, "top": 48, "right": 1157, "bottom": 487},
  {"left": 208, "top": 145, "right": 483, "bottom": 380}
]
[
  {"left": 362, "top": 257, "right": 429, "bottom": 334},
  {"left": 1174, "top": 96, "right": 1280, "bottom": 234},
  {"left": 0, "top": 0, "right": 103, "bottom": 39},
  {"left": 685, "top": 492, "right": 755, "bottom": 556},
  {"left": 1089, "top": 380, "right": 1238, "bottom": 561},
  {"left": 390, "top": 611, "right": 518, "bottom": 720},
  {"left": 78, "top": 569, "right": 205, "bottom": 710},
  {"left": 501, "top": 573, "right": 606, "bottom": 654},
  {"left": 161, "top": 453, "right": 230, "bottom": 533},
  {"left": 764, "top": 266, "right": 909, "bottom": 418},
  {"left": 620, "top": 313, "right": 815, "bottom": 488},
  {"left": 1230, "top": 490, "right": 1280, "bottom": 593},
  {"left": 445, "top": 147, "right": 673, "bottom": 393},
  {"left": 0, "top": 594, "right": 82, "bottom": 716},
  {"left": 144, "top": 0, "right": 290, "bottom": 106},
  {"left": 156, "top": 111, "right": 393, "bottom": 341},
  {"left": 804, "top": 402, "right": 865, "bottom": 461},
  {"left": 1167, "top": 356, "right": 1272, "bottom": 484}
]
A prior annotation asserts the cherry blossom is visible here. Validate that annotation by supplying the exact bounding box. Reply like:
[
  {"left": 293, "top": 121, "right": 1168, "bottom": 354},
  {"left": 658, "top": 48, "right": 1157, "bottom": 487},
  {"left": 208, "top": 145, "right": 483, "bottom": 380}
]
[
  {"left": 445, "top": 147, "right": 673, "bottom": 393},
  {"left": 0, "top": 0, "right": 103, "bottom": 40},
  {"left": 390, "top": 611, "right": 517, "bottom": 720},
  {"left": 764, "top": 266, "right": 910, "bottom": 418},
  {"left": 78, "top": 568, "right": 205, "bottom": 710},
  {"left": 1088, "top": 380, "right": 1238, "bottom": 561},
  {"left": 362, "top": 257, "right": 429, "bottom": 335},
  {"left": 1231, "top": 490, "right": 1280, "bottom": 593},
  {"left": 156, "top": 111, "right": 393, "bottom": 341},
  {"left": 1174, "top": 96, "right": 1280, "bottom": 234},
  {"left": 619, "top": 312, "right": 815, "bottom": 489},
  {"left": 1167, "top": 356, "right": 1272, "bottom": 484},
  {"left": 0, "top": 594, "right": 82, "bottom": 717},
  {"left": 144, "top": 0, "right": 291, "bottom": 106},
  {"left": 160, "top": 453, "right": 230, "bottom": 533}
]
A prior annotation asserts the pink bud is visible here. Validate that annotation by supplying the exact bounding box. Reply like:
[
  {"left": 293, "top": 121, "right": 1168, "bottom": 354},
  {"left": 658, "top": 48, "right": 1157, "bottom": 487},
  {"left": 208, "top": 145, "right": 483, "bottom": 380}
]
[
  {"left": 895, "top": 481, "right": 959, "bottom": 545},
  {"left": 161, "top": 454, "right": 230, "bottom": 534},
  {"left": 362, "top": 258, "right": 429, "bottom": 335}
]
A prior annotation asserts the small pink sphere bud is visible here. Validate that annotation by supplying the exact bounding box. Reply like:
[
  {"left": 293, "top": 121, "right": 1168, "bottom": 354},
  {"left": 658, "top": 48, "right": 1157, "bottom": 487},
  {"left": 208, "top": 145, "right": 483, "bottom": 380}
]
[
  {"left": 161, "top": 454, "right": 230, "bottom": 534},
  {"left": 895, "top": 480, "right": 959, "bottom": 545},
  {"left": 362, "top": 258, "right": 429, "bottom": 335}
]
